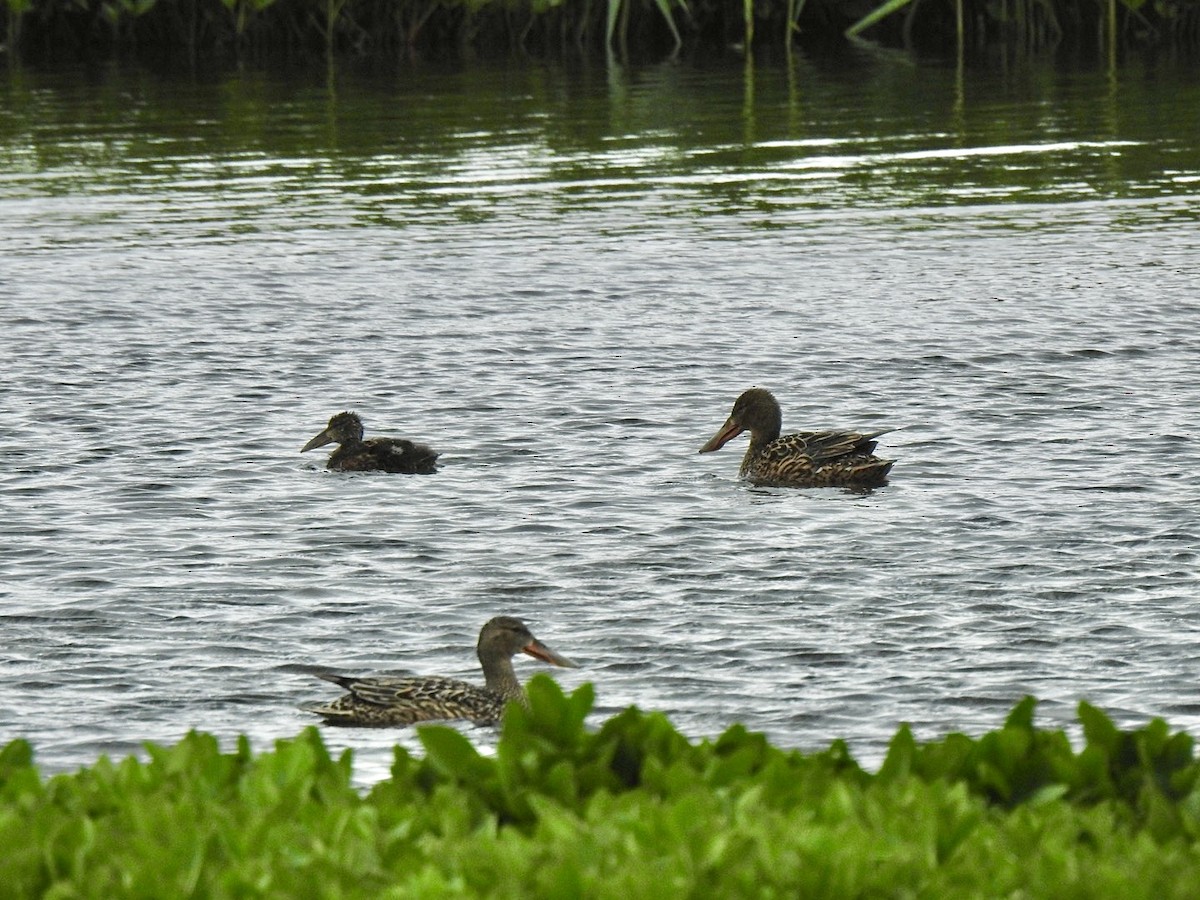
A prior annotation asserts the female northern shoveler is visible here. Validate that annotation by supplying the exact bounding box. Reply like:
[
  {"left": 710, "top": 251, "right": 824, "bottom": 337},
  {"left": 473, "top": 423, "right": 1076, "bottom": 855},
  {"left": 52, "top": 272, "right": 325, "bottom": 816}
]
[
  {"left": 305, "top": 616, "right": 578, "bottom": 727},
  {"left": 301, "top": 411, "right": 439, "bottom": 474},
  {"left": 699, "top": 387, "right": 894, "bottom": 488}
]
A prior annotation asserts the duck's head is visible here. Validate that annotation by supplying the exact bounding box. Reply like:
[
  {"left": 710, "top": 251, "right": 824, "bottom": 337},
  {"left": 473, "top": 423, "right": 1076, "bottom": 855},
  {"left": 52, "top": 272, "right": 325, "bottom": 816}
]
[
  {"left": 302, "top": 411, "right": 364, "bottom": 452},
  {"left": 478, "top": 616, "right": 578, "bottom": 668},
  {"left": 699, "top": 387, "right": 782, "bottom": 453}
]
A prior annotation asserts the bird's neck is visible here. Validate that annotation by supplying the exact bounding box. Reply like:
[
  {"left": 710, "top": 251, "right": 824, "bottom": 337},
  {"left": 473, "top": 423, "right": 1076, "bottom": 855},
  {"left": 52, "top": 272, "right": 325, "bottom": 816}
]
[
  {"left": 480, "top": 655, "right": 523, "bottom": 700},
  {"left": 743, "top": 427, "right": 779, "bottom": 467},
  {"left": 328, "top": 438, "right": 367, "bottom": 463}
]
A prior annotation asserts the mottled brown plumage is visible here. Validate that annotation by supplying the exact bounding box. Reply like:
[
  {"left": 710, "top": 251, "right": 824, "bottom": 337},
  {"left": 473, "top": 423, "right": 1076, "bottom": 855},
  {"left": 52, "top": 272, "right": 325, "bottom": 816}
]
[
  {"left": 699, "top": 387, "right": 894, "bottom": 488},
  {"left": 301, "top": 411, "right": 439, "bottom": 474},
  {"left": 304, "top": 617, "right": 578, "bottom": 727}
]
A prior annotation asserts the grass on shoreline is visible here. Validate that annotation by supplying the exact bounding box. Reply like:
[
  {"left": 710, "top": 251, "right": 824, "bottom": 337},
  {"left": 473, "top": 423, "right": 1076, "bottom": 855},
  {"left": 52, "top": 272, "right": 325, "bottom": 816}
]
[
  {"left": 3, "top": 0, "right": 1199, "bottom": 64},
  {"left": 4, "top": 679, "right": 1200, "bottom": 897}
]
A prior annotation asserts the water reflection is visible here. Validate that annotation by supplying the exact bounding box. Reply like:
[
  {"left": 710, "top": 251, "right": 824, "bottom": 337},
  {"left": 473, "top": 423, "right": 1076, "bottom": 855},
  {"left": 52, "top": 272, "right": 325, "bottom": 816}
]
[{"left": 2, "top": 55, "right": 1198, "bottom": 226}]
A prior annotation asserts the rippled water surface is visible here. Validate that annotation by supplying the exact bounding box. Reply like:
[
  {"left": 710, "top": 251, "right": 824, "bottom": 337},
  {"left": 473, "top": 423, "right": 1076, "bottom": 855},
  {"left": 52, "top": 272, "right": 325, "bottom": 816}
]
[{"left": 2, "top": 54, "right": 1199, "bottom": 781}]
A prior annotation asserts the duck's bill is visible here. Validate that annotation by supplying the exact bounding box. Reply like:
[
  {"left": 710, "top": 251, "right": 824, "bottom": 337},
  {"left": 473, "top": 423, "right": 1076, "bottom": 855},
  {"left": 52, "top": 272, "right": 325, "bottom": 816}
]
[
  {"left": 699, "top": 418, "right": 743, "bottom": 453},
  {"left": 301, "top": 430, "right": 334, "bottom": 452},
  {"left": 523, "top": 639, "right": 579, "bottom": 668}
]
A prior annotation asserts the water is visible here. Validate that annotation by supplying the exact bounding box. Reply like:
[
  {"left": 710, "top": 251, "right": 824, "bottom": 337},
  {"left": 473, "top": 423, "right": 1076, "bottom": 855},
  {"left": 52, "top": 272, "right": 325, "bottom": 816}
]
[{"left": 2, "top": 53, "right": 1199, "bottom": 783}]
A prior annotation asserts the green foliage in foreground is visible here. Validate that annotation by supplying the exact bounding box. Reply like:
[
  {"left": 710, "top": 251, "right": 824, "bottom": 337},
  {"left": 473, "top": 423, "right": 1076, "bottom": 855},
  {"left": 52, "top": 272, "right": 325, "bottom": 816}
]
[{"left": 4, "top": 683, "right": 1200, "bottom": 898}]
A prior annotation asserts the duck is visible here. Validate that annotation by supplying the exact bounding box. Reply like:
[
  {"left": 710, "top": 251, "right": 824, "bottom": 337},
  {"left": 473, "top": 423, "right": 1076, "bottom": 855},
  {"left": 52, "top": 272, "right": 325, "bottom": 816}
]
[
  {"left": 699, "top": 387, "right": 894, "bottom": 488},
  {"left": 304, "top": 616, "right": 578, "bottom": 727},
  {"left": 301, "top": 411, "right": 439, "bottom": 474}
]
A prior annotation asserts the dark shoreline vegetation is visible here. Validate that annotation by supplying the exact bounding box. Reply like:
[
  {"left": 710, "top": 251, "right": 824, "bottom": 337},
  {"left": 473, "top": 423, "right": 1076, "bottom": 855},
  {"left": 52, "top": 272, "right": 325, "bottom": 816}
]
[
  {"left": 2, "top": 0, "right": 1199, "bottom": 65},
  {"left": 4, "top": 680, "right": 1200, "bottom": 895}
]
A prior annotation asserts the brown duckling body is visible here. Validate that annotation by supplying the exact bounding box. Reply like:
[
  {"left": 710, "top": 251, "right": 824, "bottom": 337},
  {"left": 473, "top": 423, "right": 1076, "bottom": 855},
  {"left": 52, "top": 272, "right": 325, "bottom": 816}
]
[{"left": 301, "top": 411, "right": 439, "bottom": 474}]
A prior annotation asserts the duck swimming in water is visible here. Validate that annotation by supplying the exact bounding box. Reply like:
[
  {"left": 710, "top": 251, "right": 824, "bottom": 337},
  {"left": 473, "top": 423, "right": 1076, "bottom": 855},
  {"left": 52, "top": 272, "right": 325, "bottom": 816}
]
[
  {"left": 301, "top": 411, "right": 439, "bottom": 474},
  {"left": 305, "top": 616, "right": 578, "bottom": 727},
  {"left": 700, "top": 388, "right": 894, "bottom": 488}
]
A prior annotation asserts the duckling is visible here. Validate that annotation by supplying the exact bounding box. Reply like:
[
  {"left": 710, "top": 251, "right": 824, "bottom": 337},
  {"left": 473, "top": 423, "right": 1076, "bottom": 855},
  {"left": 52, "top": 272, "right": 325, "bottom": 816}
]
[{"left": 301, "top": 411, "right": 439, "bottom": 474}]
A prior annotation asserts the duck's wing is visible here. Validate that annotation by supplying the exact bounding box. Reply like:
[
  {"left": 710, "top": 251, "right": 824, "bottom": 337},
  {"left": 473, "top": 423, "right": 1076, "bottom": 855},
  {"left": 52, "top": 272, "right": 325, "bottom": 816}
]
[
  {"left": 771, "top": 429, "right": 890, "bottom": 464},
  {"left": 365, "top": 438, "right": 440, "bottom": 474},
  {"left": 317, "top": 673, "right": 469, "bottom": 707},
  {"left": 308, "top": 673, "right": 504, "bottom": 726}
]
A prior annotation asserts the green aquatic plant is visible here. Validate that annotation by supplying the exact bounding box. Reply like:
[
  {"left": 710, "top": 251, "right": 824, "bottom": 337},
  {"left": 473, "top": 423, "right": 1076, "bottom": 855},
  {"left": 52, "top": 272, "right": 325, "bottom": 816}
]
[
  {"left": 605, "top": 0, "right": 687, "bottom": 52},
  {"left": 844, "top": 0, "right": 916, "bottom": 38},
  {"left": 3, "top": 3, "right": 20, "bottom": 53},
  {"left": 4, "top": 685, "right": 1200, "bottom": 897},
  {"left": 218, "top": 0, "right": 279, "bottom": 37},
  {"left": 844, "top": 0, "right": 1138, "bottom": 47},
  {"left": 1, "top": 0, "right": 1196, "bottom": 57},
  {"left": 101, "top": 0, "right": 159, "bottom": 24}
]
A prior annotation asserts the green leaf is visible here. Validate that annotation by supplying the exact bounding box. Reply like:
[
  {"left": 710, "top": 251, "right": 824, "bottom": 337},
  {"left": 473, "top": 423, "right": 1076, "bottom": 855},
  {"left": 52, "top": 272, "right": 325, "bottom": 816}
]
[
  {"left": 877, "top": 724, "right": 916, "bottom": 782},
  {"left": 418, "top": 727, "right": 490, "bottom": 782},
  {"left": 652, "top": 0, "right": 684, "bottom": 49},
  {"left": 844, "top": 0, "right": 917, "bottom": 38},
  {"left": 1004, "top": 696, "right": 1038, "bottom": 731},
  {"left": 0, "top": 739, "right": 34, "bottom": 776},
  {"left": 1078, "top": 702, "right": 1120, "bottom": 755},
  {"left": 566, "top": 681, "right": 596, "bottom": 728},
  {"left": 605, "top": 0, "right": 622, "bottom": 47},
  {"left": 1027, "top": 783, "right": 1069, "bottom": 806}
]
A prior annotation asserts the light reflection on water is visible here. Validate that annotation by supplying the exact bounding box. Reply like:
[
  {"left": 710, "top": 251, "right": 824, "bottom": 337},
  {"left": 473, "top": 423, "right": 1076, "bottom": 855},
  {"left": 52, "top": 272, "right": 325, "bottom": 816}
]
[{"left": 1, "top": 57, "right": 1199, "bottom": 782}]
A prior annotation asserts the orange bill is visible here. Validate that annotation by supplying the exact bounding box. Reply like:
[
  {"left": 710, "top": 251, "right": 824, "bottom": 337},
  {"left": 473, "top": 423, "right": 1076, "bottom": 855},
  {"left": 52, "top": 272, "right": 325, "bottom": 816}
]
[
  {"left": 699, "top": 417, "right": 743, "bottom": 453},
  {"left": 522, "top": 639, "right": 579, "bottom": 669}
]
